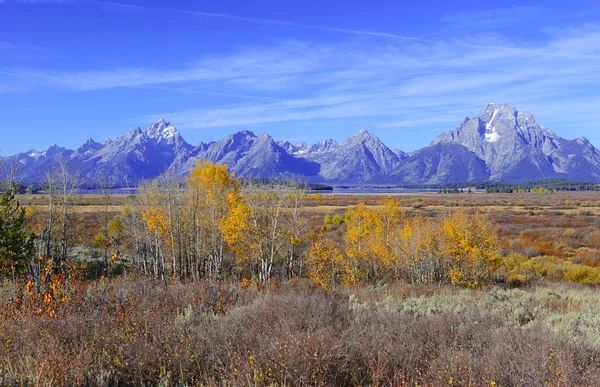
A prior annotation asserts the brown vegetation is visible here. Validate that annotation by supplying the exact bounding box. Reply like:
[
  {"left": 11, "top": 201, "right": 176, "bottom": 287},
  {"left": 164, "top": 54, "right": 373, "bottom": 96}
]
[
  {"left": 4, "top": 162, "right": 600, "bottom": 384},
  {"left": 3, "top": 279, "right": 600, "bottom": 386}
]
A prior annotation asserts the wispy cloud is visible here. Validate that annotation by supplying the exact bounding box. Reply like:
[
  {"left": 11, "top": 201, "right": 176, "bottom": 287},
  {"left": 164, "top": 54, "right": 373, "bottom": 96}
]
[
  {"left": 83, "top": 0, "right": 145, "bottom": 13},
  {"left": 177, "top": 9, "right": 438, "bottom": 45},
  {"left": 141, "top": 27, "right": 600, "bottom": 145},
  {"left": 2, "top": 10, "right": 600, "bottom": 149},
  {"left": 179, "top": 9, "right": 600, "bottom": 60},
  {"left": 441, "top": 7, "right": 539, "bottom": 30},
  {"left": 13, "top": 0, "right": 144, "bottom": 10},
  {"left": 16, "top": 0, "right": 67, "bottom": 3}
]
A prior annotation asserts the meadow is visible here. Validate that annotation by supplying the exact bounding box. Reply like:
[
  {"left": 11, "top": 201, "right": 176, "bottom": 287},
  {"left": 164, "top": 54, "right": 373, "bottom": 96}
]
[{"left": 4, "top": 167, "right": 600, "bottom": 385}]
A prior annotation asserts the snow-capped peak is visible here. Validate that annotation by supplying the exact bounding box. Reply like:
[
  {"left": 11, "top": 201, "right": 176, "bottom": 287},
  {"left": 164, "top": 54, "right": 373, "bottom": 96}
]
[{"left": 145, "top": 118, "right": 179, "bottom": 141}]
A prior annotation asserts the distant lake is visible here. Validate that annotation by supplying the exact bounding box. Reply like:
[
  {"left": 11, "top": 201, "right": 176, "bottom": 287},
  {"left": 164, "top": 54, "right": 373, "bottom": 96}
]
[
  {"left": 75, "top": 188, "right": 138, "bottom": 195},
  {"left": 318, "top": 188, "right": 439, "bottom": 194},
  {"left": 74, "top": 187, "right": 439, "bottom": 195}
]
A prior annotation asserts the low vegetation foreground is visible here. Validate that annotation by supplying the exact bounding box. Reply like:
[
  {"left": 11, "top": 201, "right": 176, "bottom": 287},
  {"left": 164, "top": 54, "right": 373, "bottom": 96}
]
[{"left": 2, "top": 162, "right": 600, "bottom": 385}]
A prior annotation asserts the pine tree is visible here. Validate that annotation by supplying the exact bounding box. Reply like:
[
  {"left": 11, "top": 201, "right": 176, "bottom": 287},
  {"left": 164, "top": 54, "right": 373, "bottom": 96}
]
[
  {"left": 0, "top": 184, "right": 35, "bottom": 275},
  {"left": 331, "top": 214, "right": 342, "bottom": 225}
]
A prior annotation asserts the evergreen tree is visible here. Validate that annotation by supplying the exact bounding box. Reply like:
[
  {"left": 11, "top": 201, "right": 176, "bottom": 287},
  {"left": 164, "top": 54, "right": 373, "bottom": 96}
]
[
  {"left": 0, "top": 185, "right": 35, "bottom": 275},
  {"left": 332, "top": 214, "right": 343, "bottom": 225},
  {"left": 343, "top": 210, "right": 352, "bottom": 223}
]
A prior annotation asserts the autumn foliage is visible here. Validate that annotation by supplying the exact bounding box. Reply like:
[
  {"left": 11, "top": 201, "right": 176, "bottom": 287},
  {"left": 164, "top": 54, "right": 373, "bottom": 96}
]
[
  {"left": 309, "top": 199, "right": 501, "bottom": 288},
  {"left": 5, "top": 163, "right": 600, "bottom": 384}
]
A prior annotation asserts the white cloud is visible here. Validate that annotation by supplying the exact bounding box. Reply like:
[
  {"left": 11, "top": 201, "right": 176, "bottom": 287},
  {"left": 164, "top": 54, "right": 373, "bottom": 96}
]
[{"left": 2, "top": 17, "right": 600, "bottom": 148}]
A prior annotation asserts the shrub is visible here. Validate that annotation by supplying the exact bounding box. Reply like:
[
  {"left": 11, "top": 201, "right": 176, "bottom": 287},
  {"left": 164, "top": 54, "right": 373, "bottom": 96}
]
[{"left": 2, "top": 280, "right": 600, "bottom": 385}]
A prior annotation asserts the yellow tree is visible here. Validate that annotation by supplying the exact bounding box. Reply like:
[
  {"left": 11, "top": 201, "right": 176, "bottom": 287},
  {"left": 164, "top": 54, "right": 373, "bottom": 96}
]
[
  {"left": 305, "top": 237, "right": 349, "bottom": 289},
  {"left": 440, "top": 210, "right": 501, "bottom": 288},
  {"left": 397, "top": 216, "right": 444, "bottom": 284},
  {"left": 186, "top": 161, "right": 241, "bottom": 280},
  {"left": 140, "top": 180, "right": 171, "bottom": 280},
  {"left": 137, "top": 172, "right": 188, "bottom": 281},
  {"left": 344, "top": 202, "right": 379, "bottom": 283},
  {"left": 371, "top": 198, "right": 404, "bottom": 275},
  {"left": 220, "top": 189, "right": 251, "bottom": 271},
  {"left": 221, "top": 181, "right": 297, "bottom": 283}
]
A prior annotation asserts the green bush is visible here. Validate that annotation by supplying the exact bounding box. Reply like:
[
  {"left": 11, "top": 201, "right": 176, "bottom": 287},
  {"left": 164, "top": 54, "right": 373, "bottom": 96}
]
[{"left": 0, "top": 185, "right": 35, "bottom": 274}]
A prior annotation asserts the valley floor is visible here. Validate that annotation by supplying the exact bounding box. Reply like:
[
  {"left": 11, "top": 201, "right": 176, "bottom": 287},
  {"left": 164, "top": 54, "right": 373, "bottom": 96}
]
[
  {"left": 5, "top": 190, "right": 600, "bottom": 385},
  {"left": 2, "top": 278, "right": 600, "bottom": 386}
]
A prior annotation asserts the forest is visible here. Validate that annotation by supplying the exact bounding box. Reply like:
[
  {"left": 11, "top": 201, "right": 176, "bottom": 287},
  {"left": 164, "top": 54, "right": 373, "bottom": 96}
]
[{"left": 2, "top": 161, "right": 600, "bottom": 385}]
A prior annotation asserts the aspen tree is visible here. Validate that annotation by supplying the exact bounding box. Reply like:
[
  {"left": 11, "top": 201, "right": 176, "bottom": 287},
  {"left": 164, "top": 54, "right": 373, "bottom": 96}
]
[
  {"left": 440, "top": 210, "right": 501, "bottom": 288},
  {"left": 186, "top": 161, "right": 240, "bottom": 280},
  {"left": 306, "top": 237, "right": 347, "bottom": 289}
]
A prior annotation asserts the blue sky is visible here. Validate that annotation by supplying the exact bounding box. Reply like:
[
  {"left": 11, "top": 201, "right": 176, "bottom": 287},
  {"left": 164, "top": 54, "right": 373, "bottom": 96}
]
[{"left": 1, "top": 0, "right": 600, "bottom": 155}]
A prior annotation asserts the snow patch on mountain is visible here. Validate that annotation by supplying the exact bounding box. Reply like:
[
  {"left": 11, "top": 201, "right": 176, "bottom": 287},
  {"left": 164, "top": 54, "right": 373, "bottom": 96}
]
[{"left": 484, "top": 109, "right": 501, "bottom": 143}]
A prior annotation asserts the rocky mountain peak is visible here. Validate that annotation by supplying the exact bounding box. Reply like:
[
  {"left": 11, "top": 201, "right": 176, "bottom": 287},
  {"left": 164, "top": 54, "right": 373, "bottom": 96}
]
[
  {"left": 347, "top": 128, "right": 371, "bottom": 140},
  {"left": 6, "top": 103, "right": 600, "bottom": 185},
  {"left": 477, "top": 103, "right": 519, "bottom": 144},
  {"left": 229, "top": 130, "right": 255, "bottom": 140},
  {"left": 43, "top": 144, "right": 65, "bottom": 157},
  {"left": 308, "top": 139, "right": 339, "bottom": 153},
  {"left": 145, "top": 118, "right": 179, "bottom": 142},
  {"left": 256, "top": 132, "right": 272, "bottom": 141},
  {"left": 75, "top": 138, "right": 102, "bottom": 156}
]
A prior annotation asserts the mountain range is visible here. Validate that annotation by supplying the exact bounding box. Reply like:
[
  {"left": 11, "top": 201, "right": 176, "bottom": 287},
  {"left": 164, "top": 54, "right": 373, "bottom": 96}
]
[{"left": 3, "top": 103, "right": 600, "bottom": 185}]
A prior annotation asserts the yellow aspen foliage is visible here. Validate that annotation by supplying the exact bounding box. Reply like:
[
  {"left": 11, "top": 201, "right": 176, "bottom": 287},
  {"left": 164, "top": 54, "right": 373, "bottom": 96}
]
[
  {"left": 223, "top": 185, "right": 300, "bottom": 282},
  {"left": 187, "top": 160, "right": 242, "bottom": 279},
  {"left": 344, "top": 199, "right": 405, "bottom": 281},
  {"left": 397, "top": 216, "right": 443, "bottom": 283},
  {"left": 25, "top": 204, "right": 37, "bottom": 216},
  {"left": 187, "top": 160, "right": 239, "bottom": 202},
  {"left": 142, "top": 207, "right": 170, "bottom": 238},
  {"left": 440, "top": 210, "right": 501, "bottom": 288},
  {"left": 220, "top": 191, "right": 252, "bottom": 260},
  {"left": 306, "top": 237, "right": 350, "bottom": 289},
  {"left": 417, "top": 219, "right": 445, "bottom": 277},
  {"left": 372, "top": 198, "right": 404, "bottom": 270},
  {"left": 140, "top": 180, "right": 172, "bottom": 242},
  {"left": 344, "top": 202, "right": 379, "bottom": 281}
]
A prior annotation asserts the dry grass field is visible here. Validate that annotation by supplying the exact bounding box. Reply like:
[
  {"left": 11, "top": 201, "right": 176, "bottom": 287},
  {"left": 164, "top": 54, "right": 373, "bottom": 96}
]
[
  {"left": 304, "top": 191, "right": 600, "bottom": 265},
  {"left": 4, "top": 189, "right": 600, "bottom": 385},
  {"left": 17, "top": 190, "right": 600, "bottom": 270}
]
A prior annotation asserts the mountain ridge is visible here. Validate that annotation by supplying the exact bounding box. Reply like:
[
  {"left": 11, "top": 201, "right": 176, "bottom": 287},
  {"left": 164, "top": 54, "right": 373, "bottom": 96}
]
[{"left": 3, "top": 104, "right": 600, "bottom": 185}]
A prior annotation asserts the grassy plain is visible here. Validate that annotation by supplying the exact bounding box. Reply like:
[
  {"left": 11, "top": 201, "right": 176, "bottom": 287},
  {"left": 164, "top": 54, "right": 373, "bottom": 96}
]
[
  {"left": 16, "top": 190, "right": 600, "bottom": 274},
  {"left": 4, "top": 190, "right": 600, "bottom": 385}
]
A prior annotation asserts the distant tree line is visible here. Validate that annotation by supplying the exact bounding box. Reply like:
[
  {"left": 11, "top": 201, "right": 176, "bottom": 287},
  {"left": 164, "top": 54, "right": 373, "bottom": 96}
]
[
  {"left": 339, "top": 179, "right": 600, "bottom": 192},
  {"left": 474, "top": 180, "right": 600, "bottom": 193}
]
